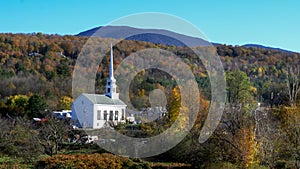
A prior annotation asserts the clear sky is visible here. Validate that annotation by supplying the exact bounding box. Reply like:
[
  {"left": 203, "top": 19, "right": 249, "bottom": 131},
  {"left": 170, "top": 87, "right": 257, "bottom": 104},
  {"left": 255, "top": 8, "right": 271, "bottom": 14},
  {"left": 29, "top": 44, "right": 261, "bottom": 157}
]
[{"left": 0, "top": 0, "right": 299, "bottom": 52}]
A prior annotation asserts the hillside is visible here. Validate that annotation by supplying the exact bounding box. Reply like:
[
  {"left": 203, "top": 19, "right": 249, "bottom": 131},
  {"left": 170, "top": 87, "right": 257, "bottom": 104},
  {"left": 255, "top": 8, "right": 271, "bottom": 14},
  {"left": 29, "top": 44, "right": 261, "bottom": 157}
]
[
  {"left": 77, "top": 26, "right": 297, "bottom": 54},
  {"left": 0, "top": 32, "right": 300, "bottom": 168},
  {"left": 0, "top": 32, "right": 299, "bottom": 109},
  {"left": 242, "top": 44, "right": 294, "bottom": 53},
  {"left": 76, "top": 25, "right": 210, "bottom": 47}
]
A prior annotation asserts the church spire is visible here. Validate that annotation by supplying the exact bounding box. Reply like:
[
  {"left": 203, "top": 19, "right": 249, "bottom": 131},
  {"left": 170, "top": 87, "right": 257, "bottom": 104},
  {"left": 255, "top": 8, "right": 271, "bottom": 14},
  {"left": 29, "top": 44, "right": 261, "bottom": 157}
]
[
  {"left": 109, "top": 43, "right": 115, "bottom": 80},
  {"left": 105, "top": 44, "right": 119, "bottom": 99}
]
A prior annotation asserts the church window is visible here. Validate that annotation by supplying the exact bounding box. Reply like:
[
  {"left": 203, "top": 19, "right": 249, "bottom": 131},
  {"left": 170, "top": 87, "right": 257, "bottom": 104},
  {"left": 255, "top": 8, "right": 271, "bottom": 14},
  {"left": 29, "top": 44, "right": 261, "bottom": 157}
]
[
  {"left": 107, "top": 88, "right": 110, "bottom": 93},
  {"left": 97, "top": 110, "right": 101, "bottom": 120},
  {"left": 115, "top": 111, "right": 118, "bottom": 120},
  {"left": 109, "top": 111, "right": 113, "bottom": 120},
  {"left": 121, "top": 109, "right": 125, "bottom": 120},
  {"left": 104, "top": 111, "right": 108, "bottom": 120}
]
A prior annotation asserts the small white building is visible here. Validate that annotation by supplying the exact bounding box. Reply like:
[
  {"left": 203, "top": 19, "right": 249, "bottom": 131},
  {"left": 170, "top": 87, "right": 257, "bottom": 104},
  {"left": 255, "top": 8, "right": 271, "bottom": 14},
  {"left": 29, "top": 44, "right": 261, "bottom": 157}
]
[
  {"left": 126, "top": 114, "right": 135, "bottom": 123},
  {"left": 72, "top": 44, "right": 127, "bottom": 129}
]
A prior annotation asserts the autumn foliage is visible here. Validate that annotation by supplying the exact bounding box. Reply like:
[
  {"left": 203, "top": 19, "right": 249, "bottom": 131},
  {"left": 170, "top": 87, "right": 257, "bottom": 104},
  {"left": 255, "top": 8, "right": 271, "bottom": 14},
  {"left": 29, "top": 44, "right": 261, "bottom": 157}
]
[{"left": 36, "top": 153, "right": 151, "bottom": 169}]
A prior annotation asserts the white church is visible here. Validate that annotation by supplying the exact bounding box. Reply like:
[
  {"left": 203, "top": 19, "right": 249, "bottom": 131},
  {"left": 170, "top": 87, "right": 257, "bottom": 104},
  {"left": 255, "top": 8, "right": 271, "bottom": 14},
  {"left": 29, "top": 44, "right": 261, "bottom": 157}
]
[{"left": 72, "top": 45, "right": 127, "bottom": 129}]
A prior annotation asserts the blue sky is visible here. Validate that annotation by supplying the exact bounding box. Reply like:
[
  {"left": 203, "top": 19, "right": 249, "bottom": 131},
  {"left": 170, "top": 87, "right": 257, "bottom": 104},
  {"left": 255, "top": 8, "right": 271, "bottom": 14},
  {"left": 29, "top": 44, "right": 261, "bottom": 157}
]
[{"left": 0, "top": 0, "right": 299, "bottom": 52}]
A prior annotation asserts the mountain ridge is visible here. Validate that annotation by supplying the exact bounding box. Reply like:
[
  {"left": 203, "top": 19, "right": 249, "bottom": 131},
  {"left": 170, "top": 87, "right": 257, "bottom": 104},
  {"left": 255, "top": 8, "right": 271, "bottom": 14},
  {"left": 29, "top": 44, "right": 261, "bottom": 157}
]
[
  {"left": 76, "top": 25, "right": 211, "bottom": 47},
  {"left": 77, "top": 26, "right": 297, "bottom": 53},
  {"left": 242, "top": 44, "right": 294, "bottom": 53}
]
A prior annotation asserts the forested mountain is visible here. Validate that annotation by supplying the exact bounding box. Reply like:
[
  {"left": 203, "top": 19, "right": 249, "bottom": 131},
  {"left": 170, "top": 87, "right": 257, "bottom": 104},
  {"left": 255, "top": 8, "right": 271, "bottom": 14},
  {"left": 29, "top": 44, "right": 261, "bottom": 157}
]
[
  {"left": 1, "top": 32, "right": 300, "bottom": 168},
  {"left": 76, "top": 26, "right": 210, "bottom": 47},
  {"left": 242, "top": 44, "right": 294, "bottom": 54},
  {"left": 0, "top": 32, "right": 299, "bottom": 109},
  {"left": 77, "top": 26, "right": 296, "bottom": 54}
]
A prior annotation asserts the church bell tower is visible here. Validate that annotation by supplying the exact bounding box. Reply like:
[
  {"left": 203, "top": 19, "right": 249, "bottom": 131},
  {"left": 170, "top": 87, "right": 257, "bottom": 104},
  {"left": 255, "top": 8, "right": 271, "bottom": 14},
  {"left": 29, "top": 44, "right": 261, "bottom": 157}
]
[{"left": 105, "top": 44, "right": 119, "bottom": 99}]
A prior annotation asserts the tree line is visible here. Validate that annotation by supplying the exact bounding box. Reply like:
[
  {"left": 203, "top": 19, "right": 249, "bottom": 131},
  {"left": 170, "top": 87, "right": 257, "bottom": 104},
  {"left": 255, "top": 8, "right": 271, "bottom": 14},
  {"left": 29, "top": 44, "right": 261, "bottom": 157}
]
[{"left": 0, "top": 33, "right": 299, "bottom": 168}]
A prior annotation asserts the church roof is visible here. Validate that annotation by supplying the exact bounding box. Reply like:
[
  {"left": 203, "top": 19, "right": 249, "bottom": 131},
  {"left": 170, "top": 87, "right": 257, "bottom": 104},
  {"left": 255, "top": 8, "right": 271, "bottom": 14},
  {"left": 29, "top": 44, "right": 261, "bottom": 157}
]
[{"left": 82, "top": 93, "right": 126, "bottom": 106}]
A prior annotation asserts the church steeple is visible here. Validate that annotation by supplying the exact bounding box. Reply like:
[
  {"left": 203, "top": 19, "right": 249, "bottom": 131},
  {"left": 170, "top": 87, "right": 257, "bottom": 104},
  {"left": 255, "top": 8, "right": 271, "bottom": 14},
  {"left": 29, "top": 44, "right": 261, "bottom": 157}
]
[
  {"left": 109, "top": 44, "right": 115, "bottom": 80},
  {"left": 105, "top": 44, "right": 119, "bottom": 99}
]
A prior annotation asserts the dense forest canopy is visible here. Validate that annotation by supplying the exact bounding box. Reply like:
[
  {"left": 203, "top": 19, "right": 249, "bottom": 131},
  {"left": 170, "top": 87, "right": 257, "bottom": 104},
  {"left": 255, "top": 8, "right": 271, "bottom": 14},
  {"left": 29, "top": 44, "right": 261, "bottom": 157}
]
[
  {"left": 0, "top": 33, "right": 298, "bottom": 107},
  {"left": 0, "top": 33, "right": 300, "bottom": 168},
  {"left": 0, "top": 33, "right": 299, "bottom": 99}
]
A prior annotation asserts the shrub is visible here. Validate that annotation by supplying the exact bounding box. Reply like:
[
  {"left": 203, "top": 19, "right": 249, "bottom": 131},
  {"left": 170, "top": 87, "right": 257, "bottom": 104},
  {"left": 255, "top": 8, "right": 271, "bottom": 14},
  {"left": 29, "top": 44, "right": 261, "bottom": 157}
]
[
  {"left": 0, "top": 156, "right": 30, "bottom": 169},
  {"left": 36, "top": 153, "right": 151, "bottom": 169},
  {"left": 274, "top": 160, "right": 286, "bottom": 169},
  {"left": 203, "top": 162, "right": 239, "bottom": 169},
  {"left": 247, "top": 163, "right": 269, "bottom": 169}
]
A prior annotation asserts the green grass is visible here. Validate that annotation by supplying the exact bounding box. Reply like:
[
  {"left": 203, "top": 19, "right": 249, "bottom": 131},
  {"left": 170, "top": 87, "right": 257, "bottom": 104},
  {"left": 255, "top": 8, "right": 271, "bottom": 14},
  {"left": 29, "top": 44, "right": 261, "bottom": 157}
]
[
  {"left": 60, "top": 148, "right": 99, "bottom": 154},
  {"left": 0, "top": 156, "right": 22, "bottom": 164},
  {"left": 148, "top": 161, "right": 192, "bottom": 168},
  {"left": 0, "top": 156, "right": 33, "bottom": 169}
]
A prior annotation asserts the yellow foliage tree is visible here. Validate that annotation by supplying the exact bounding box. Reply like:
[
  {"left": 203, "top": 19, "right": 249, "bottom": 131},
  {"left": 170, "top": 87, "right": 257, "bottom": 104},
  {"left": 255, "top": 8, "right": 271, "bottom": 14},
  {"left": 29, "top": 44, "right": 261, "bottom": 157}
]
[
  {"left": 168, "top": 87, "right": 181, "bottom": 124},
  {"left": 258, "top": 67, "right": 264, "bottom": 77},
  {"left": 234, "top": 125, "right": 257, "bottom": 168},
  {"left": 6, "top": 94, "right": 29, "bottom": 117},
  {"left": 7, "top": 95, "right": 29, "bottom": 107},
  {"left": 57, "top": 96, "right": 73, "bottom": 110}
]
